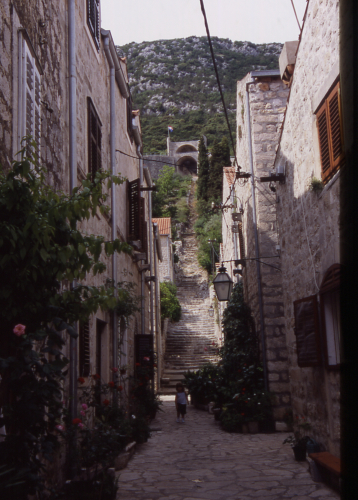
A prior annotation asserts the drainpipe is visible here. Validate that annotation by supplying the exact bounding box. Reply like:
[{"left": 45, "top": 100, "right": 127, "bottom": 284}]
[
  {"left": 153, "top": 223, "right": 162, "bottom": 388},
  {"left": 231, "top": 186, "right": 239, "bottom": 283},
  {"left": 143, "top": 167, "right": 154, "bottom": 338},
  {"left": 137, "top": 146, "right": 145, "bottom": 335},
  {"left": 68, "top": 0, "right": 77, "bottom": 479},
  {"left": 246, "top": 77, "right": 268, "bottom": 392},
  {"left": 103, "top": 34, "right": 118, "bottom": 383},
  {"left": 68, "top": 0, "right": 77, "bottom": 425}
]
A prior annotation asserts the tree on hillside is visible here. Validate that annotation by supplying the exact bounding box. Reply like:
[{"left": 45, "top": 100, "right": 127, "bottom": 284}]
[
  {"left": 207, "top": 137, "right": 231, "bottom": 202},
  {"left": 196, "top": 136, "right": 210, "bottom": 202}
]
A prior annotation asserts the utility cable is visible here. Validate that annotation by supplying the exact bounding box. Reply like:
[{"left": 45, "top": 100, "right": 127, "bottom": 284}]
[
  {"left": 199, "top": 0, "right": 239, "bottom": 170},
  {"left": 115, "top": 149, "right": 178, "bottom": 168},
  {"left": 290, "top": 0, "right": 302, "bottom": 31}
]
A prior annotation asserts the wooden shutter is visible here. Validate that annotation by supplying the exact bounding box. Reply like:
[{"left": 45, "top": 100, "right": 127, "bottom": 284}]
[
  {"left": 79, "top": 321, "right": 90, "bottom": 377},
  {"left": 293, "top": 295, "right": 321, "bottom": 367},
  {"left": 238, "top": 222, "right": 245, "bottom": 259},
  {"left": 320, "top": 264, "right": 341, "bottom": 369},
  {"left": 135, "top": 334, "right": 154, "bottom": 366},
  {"left": 88, "top": 99, "right": 102, "bottom": 180},
  {"left": 128, "top": 178, "right": 141, "bottom": 241},
  {"left": 87, "top": 0, "right": 100, "bottom": 49},
  {"left": 327, "top": 82, "right": 344, "bottom": 170},
  {"left": 316, "top": 81, "right": 344, "bottom": 183}
]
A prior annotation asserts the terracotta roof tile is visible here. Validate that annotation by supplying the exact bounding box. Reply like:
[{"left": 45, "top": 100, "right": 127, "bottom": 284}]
[
  {"left": 152, "top": 217, "right": 171, "bottom": 235},
  {"left": 223, "top": 166, "right": 236, "bottom": 186}
]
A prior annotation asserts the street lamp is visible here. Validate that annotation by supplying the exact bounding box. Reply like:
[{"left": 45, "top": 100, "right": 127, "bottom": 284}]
[
  {"left": 209, "top": 305, "right": 214, "bottom": 317},
  {"left": 213, "top": 264, "right": 233, "bottom": 302}
]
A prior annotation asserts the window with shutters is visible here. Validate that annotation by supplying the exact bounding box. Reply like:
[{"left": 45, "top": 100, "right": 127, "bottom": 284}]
[
  {"left": 88, "top": 98, "right": 102, "bottom": 180},
  {"left": 128, "top": 179, "right": 147, "bottom": 255},
  {"left": 79, "top": 321, "right": 90, "bottom": 377},
  {"left": 87, "top": 0, "right": 100, "bottom": 50},
  {"left": 316, "top": 80, "right": 344, "bottom": 184},
  {"left": 293, "top": 295, "right": 321, "bottom": 367},
  {"left": 238, "top": 222, "right": 245, "bottom": 259},
  {"left": 320, "top": 264, "right": 341, "bottom": 369},
  {"left": 18, "top": 35, "right": 42, "bottom": 152}
]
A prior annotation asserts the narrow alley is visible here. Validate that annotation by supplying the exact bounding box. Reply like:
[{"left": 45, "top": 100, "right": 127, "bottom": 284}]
[{"left": 116, "top": 400, "right": 339, "bottom": 500}]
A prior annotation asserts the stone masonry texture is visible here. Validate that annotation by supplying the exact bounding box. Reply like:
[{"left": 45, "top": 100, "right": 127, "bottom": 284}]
[
  {"left": 274, "top": 0, "right": 340, "bottom": 457},
  {"left": 235, "top": 73, "right": 290, "bottom": 422}
]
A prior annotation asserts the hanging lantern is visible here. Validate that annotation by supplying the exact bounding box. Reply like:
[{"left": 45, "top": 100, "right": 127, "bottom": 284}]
[
  {"left": 209, "top": 305, "right": 214, "bottom": 317},
  {"left": 213, "top": 265, "right": 233, "bottom": 301}
]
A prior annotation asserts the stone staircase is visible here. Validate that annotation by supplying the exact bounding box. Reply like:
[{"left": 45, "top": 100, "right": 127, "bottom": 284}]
[{"left": 159, "top": 180, "right": 218, "bottom": 395}]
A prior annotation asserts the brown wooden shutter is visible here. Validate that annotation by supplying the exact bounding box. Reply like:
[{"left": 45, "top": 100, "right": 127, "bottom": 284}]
[
  {"left": 316, "top": 81, "right": 344, "bottom": 183},
  {"left": 128, "top": 179, "right": 141, "bottom": 241},
  {"left": 327, "top": 82, "right": 344, "bottom": 170},
  {"left": 293, "top": 295, "right": 321, "bottom": 367},
  {"left": 316, "top": 102, "right": 331, "bottom": 181},
  {"left": 87, "top": 0, "right": 100, "bottom": 49},
  {"left": 79, "top": 321, "right": 90, "bottom": 377},
  {"left": 88, "top": 99, "right": 102, "bottom": 180},
  {"left": 238, "top": 222, "right": 245, "bottom": 259}
]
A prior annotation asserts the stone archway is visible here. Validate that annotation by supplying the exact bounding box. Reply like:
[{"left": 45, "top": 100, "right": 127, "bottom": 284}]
[
  {"left": 176, "top": 144, "right": 197, "bottom": 154},
  {"left": 177, "top": 155, "right": 197, "bottom": 175}
]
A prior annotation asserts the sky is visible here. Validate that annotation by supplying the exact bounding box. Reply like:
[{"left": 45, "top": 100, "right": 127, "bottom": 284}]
[{"left": 101, "top": 0, "right": 307, "bottom": 47}]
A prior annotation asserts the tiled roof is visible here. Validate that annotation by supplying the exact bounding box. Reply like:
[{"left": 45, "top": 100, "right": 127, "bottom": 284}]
[
  {"left": 152, "top": 217, "right": 171, "bottom": 235},
  {"left": 223, "top": 166, "right": 236, "bottom": 186}
]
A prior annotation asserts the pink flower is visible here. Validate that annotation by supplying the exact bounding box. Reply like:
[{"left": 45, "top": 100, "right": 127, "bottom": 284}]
[
  {"left": 80, "top": 410, "right": 85, "bottom": 416},
  {"left": 111, "top": 367, "right": 118, "bottom": 373},
  {"left": 81, "top": 403, "right": 88, "bottom": 410},
  {"left": 204, "top": 347, "right": 208, "bottom": 351},
  {"left": 78, "top": 423, "right": 84, "bottom": 429},
  {"left": 13, "top": 324, "right": 26, "bottom": 336},
  {"left": 143, "top": 357, "right": 150, "bottom": 361},
  {"left": 56, "top": 425, "right": 64, "bottom": 431}
]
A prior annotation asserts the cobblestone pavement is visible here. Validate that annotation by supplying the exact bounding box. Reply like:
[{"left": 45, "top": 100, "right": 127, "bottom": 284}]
[{"left": 116, "top": 400, "right": 339, "bottom": 500}]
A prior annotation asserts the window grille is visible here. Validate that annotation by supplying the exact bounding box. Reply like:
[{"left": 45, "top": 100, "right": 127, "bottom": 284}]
[
  {"left": 88, "top": 98, "right": 102, "bottom": 180},
  {"left": 79, "top": 321, "right": 90, "bottom": 377},
  {"left": 320, "top": 264, "right": 341, "bottom": 369},
  {"left": 87, "top": 0, "right": 100, "bottom": 50},
  {"left": 316, "top": 80, "right": 344, "bottom": 183},
  {"left": 293, "top": 295, "right": 321, "bottom": 367}
]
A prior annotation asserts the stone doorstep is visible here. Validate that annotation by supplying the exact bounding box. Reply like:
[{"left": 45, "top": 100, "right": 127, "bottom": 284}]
[{"left": 114, "top": 441, "right": 137, "bottom": 471}]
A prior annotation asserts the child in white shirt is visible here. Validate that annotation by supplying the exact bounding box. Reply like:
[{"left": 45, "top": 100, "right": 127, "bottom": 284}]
[{"left": 175, "top": 382, "right": 188, "bottom": 423}]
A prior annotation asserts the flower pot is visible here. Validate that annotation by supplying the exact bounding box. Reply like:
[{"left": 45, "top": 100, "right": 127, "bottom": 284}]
[
  {"left": 248, "top": 421, "right": 259, "bottom": 434},
  {"left": 293, "top": 445, "right": 307, "bottom": 461}
]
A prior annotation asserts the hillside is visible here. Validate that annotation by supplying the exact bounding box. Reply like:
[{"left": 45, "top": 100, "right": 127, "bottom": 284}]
[{"left": 117, "top": 37, "right": 282, "bottom": 154}]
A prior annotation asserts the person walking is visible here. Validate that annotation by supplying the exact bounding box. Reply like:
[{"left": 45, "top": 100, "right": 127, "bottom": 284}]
[{"left": 175, "top": 382, "right": 188, "bottom": 423}]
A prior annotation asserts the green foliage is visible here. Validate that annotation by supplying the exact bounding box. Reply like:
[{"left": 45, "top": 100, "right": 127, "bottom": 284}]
[
  {"left": 194, "top": 212, "right": 222, "bottom": 275},
  {"left": 160, "top": 281, "right": 181, "bottom": 322},
  {"left": 115, "top": 281, "right": 140, "bottom": 318},
  {"left": 119, "top": 37, "right": 281, "bottom": 154},
  {"left": 196, "top": 136, "right": 210, "bottom": 201},
  {"left": 152, "top": 165, "right": 191, "bottom": 229},
  {"left": 207, "top": 137, "right": 231, "bottom": 202},
  {"left": 184, "top": 283, "right": 273, "bottom": 432},
  {"left": 0, "top": 143, "right": 132, "bottom": 498}
]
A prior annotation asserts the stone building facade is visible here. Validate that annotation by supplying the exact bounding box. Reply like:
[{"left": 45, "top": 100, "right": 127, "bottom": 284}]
[
  {"left": 273, "top": 0, "right": 341, "bottom": 457},
  {"left": 0, "top": 0, "right": 163, "bottom": 485},
  {"left": 229, "top": 70, "right": 291, "bottom": 424}
]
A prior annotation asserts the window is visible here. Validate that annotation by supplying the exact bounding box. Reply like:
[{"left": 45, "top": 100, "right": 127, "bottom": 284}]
[
  {"left": 316, "top": 80, "right": 344, "bottom": 184},
  {"left": 18, "top": 33, "right": 42, "bottom": 151},
  {"left": 320, "top": 264, "right": 341, "bottom": 369},
  {"left": 88, "top": 98, "right": 102, "bottom": 179},
  {"left": 79, "top": 321, "right": 90, "bottom": 377},
  {"left": 87, "top": 0, "right": 100, "bottom": 49},
  {"left": 293, "top": 295, "right": 321, "bottom": 367},
  {"left": 128, "top": 178, "right": 146, "bottom": 256}
]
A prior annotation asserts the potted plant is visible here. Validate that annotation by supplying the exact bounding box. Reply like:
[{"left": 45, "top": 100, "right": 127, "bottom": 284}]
[{"left": 283, "top": 417, "right": 312, "bottom": 461}]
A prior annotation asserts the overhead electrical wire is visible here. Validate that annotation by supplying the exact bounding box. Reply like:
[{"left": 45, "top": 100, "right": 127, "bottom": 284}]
[
  {"left": 290, "top": 0, "right": 302, "bottom": 31},
  {"left": 199, "top": 0, "right": 239, "bottom": 170},
  {"left": 116, "top": 149, "right": 178, "bottom": 168}
]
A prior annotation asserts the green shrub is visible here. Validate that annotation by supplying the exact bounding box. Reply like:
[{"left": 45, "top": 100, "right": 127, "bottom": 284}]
[{"left": 160, "top": 282, "right": 181, "bottom": 322}]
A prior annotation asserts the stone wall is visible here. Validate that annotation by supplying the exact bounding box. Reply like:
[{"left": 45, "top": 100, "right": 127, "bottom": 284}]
[
  {"left": 158, "top": 234, "right": 173, "bottom": 282},
  {"left": 144, "top": 155, "right": 176, "bottom": 180},
  {"left": 235, "top": 72, "right": 291, "bottom": 422},
  {"left": 273, "top": 0, "right": 340, "bottom": 456}
]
